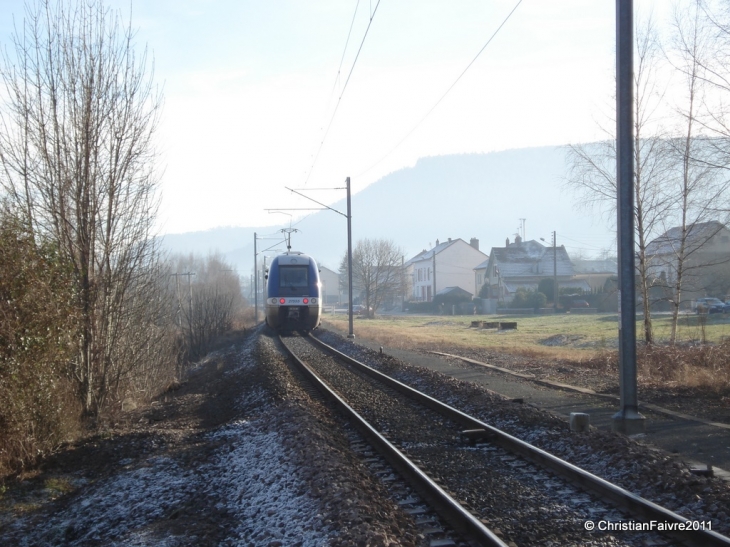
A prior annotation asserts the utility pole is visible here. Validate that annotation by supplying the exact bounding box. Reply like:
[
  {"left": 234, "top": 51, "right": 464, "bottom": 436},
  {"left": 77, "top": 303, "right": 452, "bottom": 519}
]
[
  {"left": 279, "top": 178, "right": 355, "bottom": 338},
  {"left": 253, "top": 232, "right": 287, "bottom": 324},
  {"left": 172, "top": 273, "right": 181, "bottom": 327},
  {"left": 346, "top": 177, "right": 354, "bottom": 338},
  {"left": 253, "top": 232, "right": 258, "bottom": 323},
  {"left": 171, "top": 272, "right": 195, "bottom": 327},
  {"left": 171, "top": 271, "right": 195, "bottom": 354},
  {"left": 262, "top": 255, "right": 268, "bottom": 306},
  {"left": 553, "top": 231, "right": 558, "bottom": 312},
  {"left": 614, "top": 0, "right": 645, "bottom": 435}
]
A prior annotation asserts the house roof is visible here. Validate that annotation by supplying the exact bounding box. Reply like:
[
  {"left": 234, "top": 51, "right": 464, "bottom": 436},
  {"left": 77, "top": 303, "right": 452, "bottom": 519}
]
[
  {"left": 486, "top": 239, "right": 574, "bottom": 278},
  {"left": 405, "top": 238, "right": 460, "bottom": 265},
  {"left": 646, "top": 221, "right": 729, "bottom": 256},
  {"left": 319, "top": 265, "right": 339, "bottom": 276},
  {"left": 435, "top": 286, "right": 473, "bottom": 298}
]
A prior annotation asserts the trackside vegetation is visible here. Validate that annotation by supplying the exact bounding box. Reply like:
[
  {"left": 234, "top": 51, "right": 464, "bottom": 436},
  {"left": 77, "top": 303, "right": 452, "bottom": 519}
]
[{"left": 322, "top": 312, "right": 730, "bottom": 390}]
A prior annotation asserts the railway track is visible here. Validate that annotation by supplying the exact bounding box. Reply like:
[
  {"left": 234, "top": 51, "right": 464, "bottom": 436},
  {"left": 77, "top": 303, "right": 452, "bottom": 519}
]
[{"left": 278, "top": 331, "right": 730, "bottom": 547}]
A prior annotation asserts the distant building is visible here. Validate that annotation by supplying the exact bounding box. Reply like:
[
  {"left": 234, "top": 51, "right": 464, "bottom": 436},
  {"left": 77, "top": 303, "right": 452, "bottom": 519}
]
[
  {"left": 318, "top": 265, "right": 341, "bottom": 305},
  {"left": 645, "top": 220, "right": 730, "bottom": 302},
  {"left": 572, "top": 258, "right": 618, "bottom": 292},
  {"left": 406, "top": 237, "right": 487, "bottom": 301},
  {"left": 477, "top": 235, "right": 589, "bottom": 303}
]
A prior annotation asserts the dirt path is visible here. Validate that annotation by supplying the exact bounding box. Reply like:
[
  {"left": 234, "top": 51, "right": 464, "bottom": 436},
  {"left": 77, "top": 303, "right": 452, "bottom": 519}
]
[{"left": 0, "top": 331, "right": 426, "bottom": 547}]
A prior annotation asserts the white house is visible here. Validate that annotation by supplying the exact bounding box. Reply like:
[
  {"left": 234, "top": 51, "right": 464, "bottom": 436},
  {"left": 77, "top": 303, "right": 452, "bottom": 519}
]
[
  {"left": 477, "top": 235, "right": 589, "bottom": 303},
  {"left": 318, "top": 265, "right": 341, "bottom": 305},
  {"left": 406, "top": 238, "right": 487, "bottom": 301}
]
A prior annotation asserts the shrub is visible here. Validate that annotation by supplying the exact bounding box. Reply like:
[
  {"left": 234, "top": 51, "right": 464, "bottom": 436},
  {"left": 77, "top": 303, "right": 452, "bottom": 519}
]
[
  {"left": 0, "top": 217, "right": 80, "bottom": 474},
  {"left": 404, "top": 301, "right": 434, "bottom": 314},
  {"left": 511, "top": 288, "right": 547, "bottom": 310}
]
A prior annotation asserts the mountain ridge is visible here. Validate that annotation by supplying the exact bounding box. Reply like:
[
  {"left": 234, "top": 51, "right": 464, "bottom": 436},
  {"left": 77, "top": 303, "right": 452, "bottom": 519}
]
[{"left": 159, "top": 145, "right": 614, "bottom": 276}]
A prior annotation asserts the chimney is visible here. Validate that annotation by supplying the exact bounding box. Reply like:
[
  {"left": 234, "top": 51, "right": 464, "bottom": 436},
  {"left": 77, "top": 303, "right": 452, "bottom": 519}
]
[
  {"left": 515, "top": 234, "right": 522, "bottom": 245},
  {"left": 470, "top": 238, "right": 479, "bottom": 250},
  {"left": 435, "top": 239, "right": 439, "bottom": 246},
  {"left": 506, "top": 237, "right": 510, "bottom": 246},
  {"left": 448, "top": 237, "right": 452, "bottom": 242}
]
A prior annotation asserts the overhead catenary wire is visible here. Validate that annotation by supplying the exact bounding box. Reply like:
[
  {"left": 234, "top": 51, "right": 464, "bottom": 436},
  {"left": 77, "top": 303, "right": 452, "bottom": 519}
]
[
  {"left": 303, "top": 0, "right": 382, "bottom": 187},
  {"left": 557, "top": 233, "right": 617, "bottom": 253},
  {"left": 356, "top": 0, "right": 524, "bottom": 178},
  {"left": 331, "top": 0, "right": 361, "bottom": 99}
]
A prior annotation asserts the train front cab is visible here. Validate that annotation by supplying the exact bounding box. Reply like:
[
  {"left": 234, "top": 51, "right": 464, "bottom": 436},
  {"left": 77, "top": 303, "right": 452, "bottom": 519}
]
[{"left": 266, "top": 253, "right": 321, "bottom": 332}]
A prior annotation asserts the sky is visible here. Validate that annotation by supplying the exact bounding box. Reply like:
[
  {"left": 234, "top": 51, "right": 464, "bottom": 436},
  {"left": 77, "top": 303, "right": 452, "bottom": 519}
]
[{"left": 0, "top": 0, "right": 672, "bottom": 249}]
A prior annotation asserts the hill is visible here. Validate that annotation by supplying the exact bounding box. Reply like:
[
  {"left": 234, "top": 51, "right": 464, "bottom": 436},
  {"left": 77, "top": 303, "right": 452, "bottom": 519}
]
[{"left": 159, "top": 145, "right": 614, "bottom": 277}]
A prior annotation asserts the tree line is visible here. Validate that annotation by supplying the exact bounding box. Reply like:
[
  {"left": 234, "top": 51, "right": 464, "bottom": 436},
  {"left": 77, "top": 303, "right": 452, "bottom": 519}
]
[
  {"left": 567, "top": 0, "right": 730, "bottom": 344},
  {"left": 0, "top": 0, "right": 246, "bottom": 474}
]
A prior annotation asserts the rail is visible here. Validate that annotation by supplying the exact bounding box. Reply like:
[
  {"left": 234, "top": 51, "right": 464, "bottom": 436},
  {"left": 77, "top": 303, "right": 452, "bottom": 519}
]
[
  {"left": 278, "top": 334, "right": 509, "bottom": 547},
  {"left": 308, "top": 332, "right": 730, "bottom": 547}
]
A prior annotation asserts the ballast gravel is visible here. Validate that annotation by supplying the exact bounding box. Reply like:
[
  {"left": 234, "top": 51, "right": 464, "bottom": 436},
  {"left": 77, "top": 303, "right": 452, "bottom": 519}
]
[{"left": 2, "top": 326, "right": 730, "bottom": 547}]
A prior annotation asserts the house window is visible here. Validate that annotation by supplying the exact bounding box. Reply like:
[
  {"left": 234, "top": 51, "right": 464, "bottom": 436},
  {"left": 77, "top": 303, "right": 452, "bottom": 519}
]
[{"left": 428, "top": 268, "right": 431, "bottom": 281}]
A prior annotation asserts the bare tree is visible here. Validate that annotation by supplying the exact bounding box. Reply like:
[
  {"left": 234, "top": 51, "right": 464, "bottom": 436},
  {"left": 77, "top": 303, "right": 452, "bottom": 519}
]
[
  {"left": 341, "top": 239, "right": 404, "bottom": 317},
  {"left": 169, "top": 253, "right": 245, "bottom": 360},
  {"left": 566, "top": 15, "right": 673, "bottom": 344},
  {"left": 0, "top": 0, "right": 166, "bottom": 415},
  {"left": 660, "top": 0, "right": 730, "bottom": 342}
]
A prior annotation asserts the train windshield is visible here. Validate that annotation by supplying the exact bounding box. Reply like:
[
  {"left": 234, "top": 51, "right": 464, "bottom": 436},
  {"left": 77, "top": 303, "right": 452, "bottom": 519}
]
[{"left": 279, "top": 266, "right": 309, "bottom": 292}]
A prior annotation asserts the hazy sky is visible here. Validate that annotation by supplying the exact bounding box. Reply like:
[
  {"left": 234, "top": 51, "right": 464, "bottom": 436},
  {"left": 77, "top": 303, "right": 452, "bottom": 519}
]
[{"left": 1, "top": 0, "right": 670, "bottom": 244}]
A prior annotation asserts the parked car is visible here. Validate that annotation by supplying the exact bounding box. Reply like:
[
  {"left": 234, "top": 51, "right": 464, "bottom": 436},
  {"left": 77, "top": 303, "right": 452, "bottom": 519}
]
[
  {"left": 695, "top": 297, "right": 727, "bottom": 314},
  {"left": 351, "top": 304, "right": 372, "bottom": 315},
  {"left": 571, "top": 299, "right": 590, "bottom": 308}
]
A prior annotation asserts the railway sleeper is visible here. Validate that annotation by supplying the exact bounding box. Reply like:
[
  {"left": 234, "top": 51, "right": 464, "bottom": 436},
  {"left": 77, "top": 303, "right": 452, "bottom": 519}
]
[{"left": 459, "top": 428, "right": 497, "bottom": 445}]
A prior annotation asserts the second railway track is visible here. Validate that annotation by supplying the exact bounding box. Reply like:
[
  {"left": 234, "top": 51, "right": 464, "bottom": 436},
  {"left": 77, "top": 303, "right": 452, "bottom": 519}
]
[{"left": 278, "top": 330, "right": 730, "bottom": 547}]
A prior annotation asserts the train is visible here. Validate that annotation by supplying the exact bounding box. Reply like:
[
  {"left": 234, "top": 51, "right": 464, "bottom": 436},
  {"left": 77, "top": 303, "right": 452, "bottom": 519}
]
[{"left": 265, "top": 251, "right": 322, "bottom": 332}]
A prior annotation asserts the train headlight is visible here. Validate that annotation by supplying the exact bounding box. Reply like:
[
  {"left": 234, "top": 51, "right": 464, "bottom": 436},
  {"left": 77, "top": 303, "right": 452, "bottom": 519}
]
[
  {"left": 271, "top": 298, "right": 277, "bottom": 304},
  {"left": 279, "top": 298, "right": 286, "bottom": 304},
  {"left": 303, "top": 298, "right": 309, "bottom": 304},
  {"left": 311, "top": 298, "right": 317, "bottom": 304}
]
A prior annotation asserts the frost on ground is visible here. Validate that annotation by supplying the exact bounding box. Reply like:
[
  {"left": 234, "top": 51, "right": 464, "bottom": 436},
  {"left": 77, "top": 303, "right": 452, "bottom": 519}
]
[
  {"left": 0, "top": 334, "right": 327, "bottom": 546},
  {"left": 206, "top": 421, "right": 325, "bottom": 546},
  {"left": 3, "top": 418, "right": 327, "bottom": 547},
  {"left": 0, "top": 330, "right": 425, "bottom": 547}
]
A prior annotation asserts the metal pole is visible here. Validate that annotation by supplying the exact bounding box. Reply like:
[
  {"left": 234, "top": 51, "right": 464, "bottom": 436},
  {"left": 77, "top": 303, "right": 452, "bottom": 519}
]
[
  {"left": 263, "top": 255, "right": 267, "bottom": 294},
  {"left": 553, "top": 231, "right": 558, "bottom": 312},
  {"left": 347, "top": 177, "right": 355, "bottom": 338},
  {"left": 432, "top": 248, "right": 437, "bottom": 302},
  {"left": 254, "top": 232, "right": 258, "bottom": 323},
  {"left": 614, "top": 0, "right": 645, "bottom": 434},
  {"left": 174, "top": 273, "right": 181, "bottom": 327},
  {"left": 184, "top": 272, "right": 195, "bottom": 356}
]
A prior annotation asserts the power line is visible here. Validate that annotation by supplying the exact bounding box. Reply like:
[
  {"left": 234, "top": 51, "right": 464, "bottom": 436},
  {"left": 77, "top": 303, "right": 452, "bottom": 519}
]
[
  {"left": 357, "top": 0, "right": 523, "bottom": 178},
  {"left": 303, "top": 0, "right": 382, "bottom": 186},
  {"left": 332, "top": 0, "right": 361, "bottom": 97}
]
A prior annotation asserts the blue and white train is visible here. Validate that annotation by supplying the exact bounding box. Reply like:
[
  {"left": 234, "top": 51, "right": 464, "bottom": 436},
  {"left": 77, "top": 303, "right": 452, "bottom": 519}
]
[{"left": 265, "top": 251, "right": 322, "bottom": 332}]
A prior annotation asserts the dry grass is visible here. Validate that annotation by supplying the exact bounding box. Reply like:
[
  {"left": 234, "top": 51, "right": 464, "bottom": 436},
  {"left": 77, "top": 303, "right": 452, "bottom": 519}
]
[
  {"left": 322, "top": 311, "right": 730, "bottom": 389},
  {"left": 323, "top": 313, "right": 617, "bottom": 359}
]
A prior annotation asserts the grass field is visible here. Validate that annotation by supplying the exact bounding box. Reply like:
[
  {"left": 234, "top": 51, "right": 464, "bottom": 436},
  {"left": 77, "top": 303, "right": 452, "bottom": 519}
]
[
  {"left": 322, "top": 311, "right": 730, "bottom": 389},
  {"left": 322, "top": 311, "right": 730, "bottom": 360}
]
